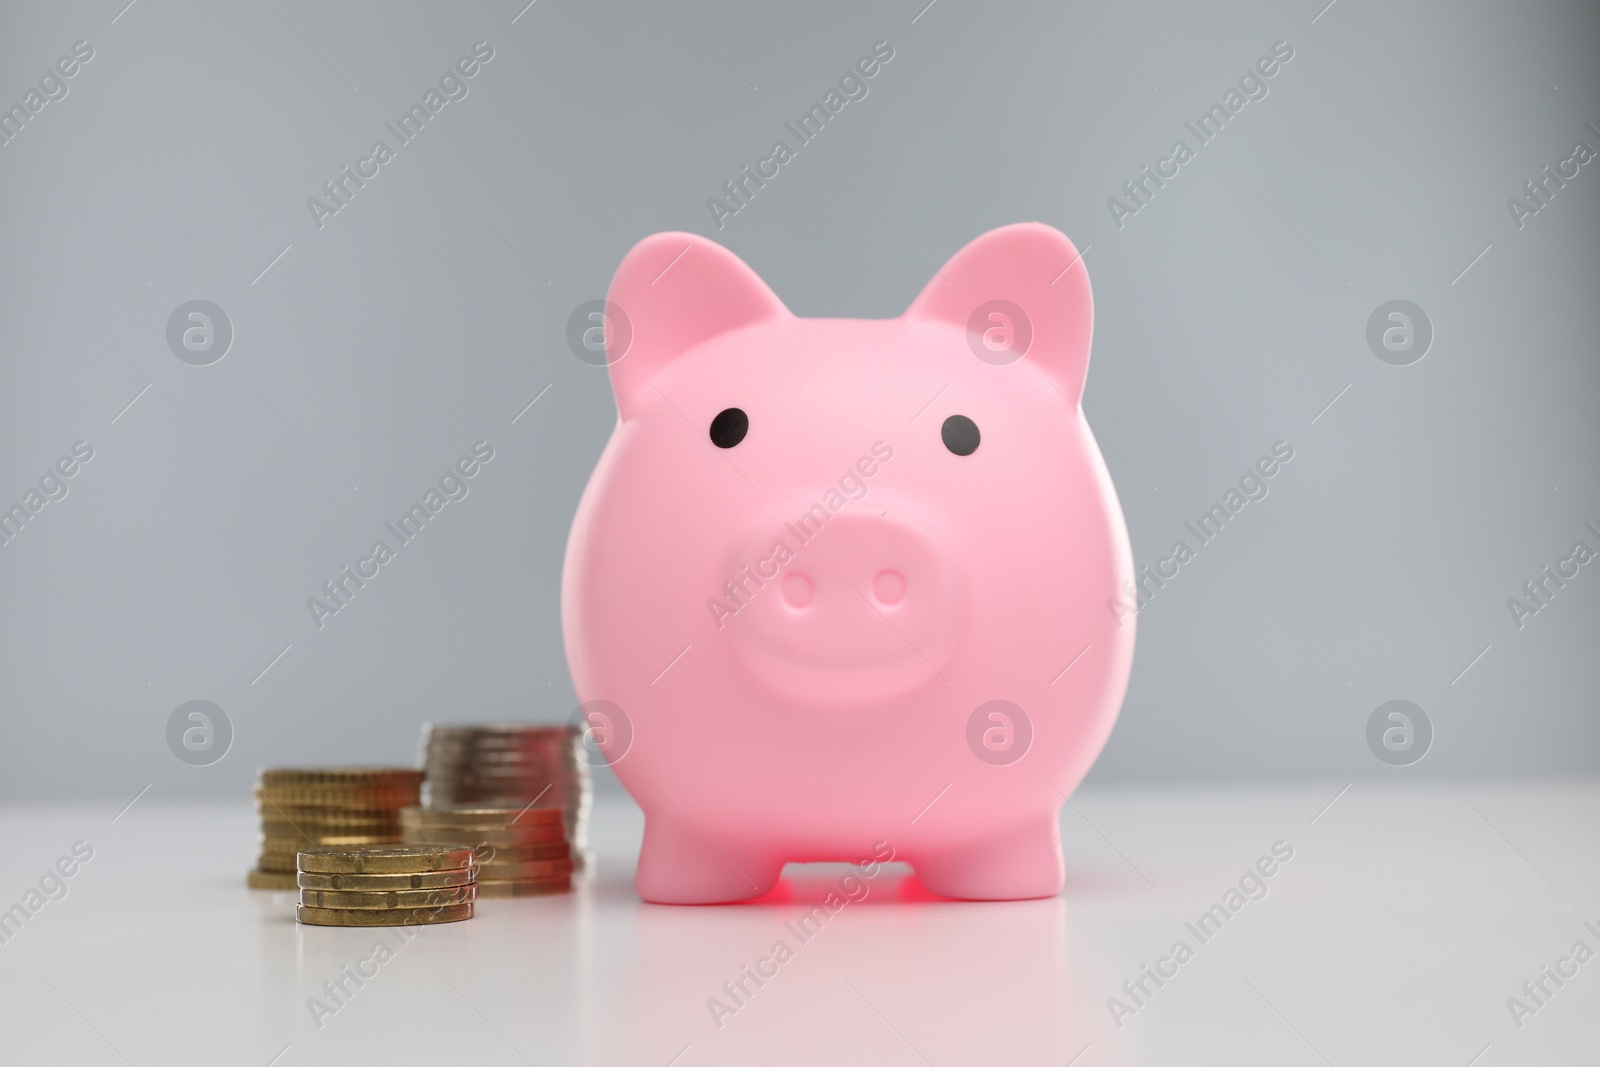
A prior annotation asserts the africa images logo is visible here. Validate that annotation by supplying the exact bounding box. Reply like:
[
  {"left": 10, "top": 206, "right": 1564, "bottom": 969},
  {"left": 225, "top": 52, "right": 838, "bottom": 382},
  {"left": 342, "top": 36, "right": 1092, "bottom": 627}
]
[
  {"left": 706, "top": 441, "right": 894, "bottom": 629},
  {"left": 305, "top": 41, "right": 495, "bottom": 230},
  {"left": 1106, "top": 40, "right": 1294, "bottom": 229},
  {"left": 706, "top": 40, "right": 895, "bottom": 229},
  {"left": 306, "top": 442, "right": 494, "bottom": 629}
]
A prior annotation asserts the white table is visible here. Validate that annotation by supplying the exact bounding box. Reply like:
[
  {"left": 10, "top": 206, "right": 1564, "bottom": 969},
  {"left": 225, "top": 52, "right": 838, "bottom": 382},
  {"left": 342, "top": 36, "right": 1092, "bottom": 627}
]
[{"left": 1, "top": 782, "right": 1594, "bottom": 1066}]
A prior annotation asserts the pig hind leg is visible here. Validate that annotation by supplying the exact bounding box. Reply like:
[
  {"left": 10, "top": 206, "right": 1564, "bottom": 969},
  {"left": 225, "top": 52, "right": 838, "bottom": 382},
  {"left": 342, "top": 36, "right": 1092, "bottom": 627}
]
[
  {"left": 913, "top": 815, "right": 1065, "bottom": 900},
  {"left": 635, "top": 811, "right": 782, "bottom": 904}
]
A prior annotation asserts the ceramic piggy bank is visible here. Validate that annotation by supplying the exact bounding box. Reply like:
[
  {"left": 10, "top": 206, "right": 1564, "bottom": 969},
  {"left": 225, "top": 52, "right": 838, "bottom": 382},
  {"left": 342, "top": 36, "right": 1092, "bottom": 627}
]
[{"left": 562, "top": 223, "right": 1134, "bottom": 903}]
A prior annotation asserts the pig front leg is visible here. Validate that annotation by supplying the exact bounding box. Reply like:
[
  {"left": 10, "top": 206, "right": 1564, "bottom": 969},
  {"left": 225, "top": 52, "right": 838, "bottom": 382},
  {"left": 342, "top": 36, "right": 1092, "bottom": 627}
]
[
  {"left": 635, "top": 810, "right": 782, "bottom": 904},
  {"left": 912, "top": 814, "right": 1065, "bottom": 900}
]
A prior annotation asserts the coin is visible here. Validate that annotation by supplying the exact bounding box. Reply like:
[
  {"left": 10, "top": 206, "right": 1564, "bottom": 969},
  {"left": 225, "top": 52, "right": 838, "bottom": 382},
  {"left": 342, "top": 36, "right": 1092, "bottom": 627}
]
[
  {"left": 424, "top": 763, "right": 570, "bottom": 776},
  {"left": 299, "top": 885, "right": 477, "bottom": 910},
  {"left": 424, "top": 722, "right": 576, "bottom": 736},
  {"left": 419, "top": 723, "right": 591, "bottom": 855},
  {"left": 260, "top": 820, "right": 399, "bottom": 830},
  {"left": 401, "top": 824, "right": 567, "bottom": 847},
  {"left": 426, "top": 759, "right": 569, "bottom": 774},
  {"left": 426, "top": 748, "right": 574, "bottom": 761},
  {"left": 256, "top": 777, "right": 420, "bottom": 789},
  {"left": 426, "top": 736, "right": 574, "bottom": 748},
  {"left": 256, "top": 780, "right": 420, "bottom": 794},
  {"left": 250, "top": 770, "right": 433, "bottom": 889},
  {"left": 259, "top": 841, "right": 401, "bottom": 862},
  {"left": 246, "top": 870, "right": 298, "bottom": 890},
  {"left": 263, "top": 792, "right": 416, "bottom": 809},
  {"left": 424, "top": 767, "right": 564, "bottom": 780},
  {"left": 259, "top": 824, "right": 405, "bottom": 838},
  {"left": 295, "top": 902, "right": 473, "bottom": 926},
  {"left": 257, "top": 809, "right": 404, "bottom": 826},
  {"left": 297, "top": 845, "right": 477, "bottom": 874},
  {"left": 399, "top": 806, "right": 562, "bottom": 827},
  {"left": 469, "top": 842, "right": 571, "bottom": 864},
  {"left": 260, "top": 826, "right": 400, "bottom": 838},
  {"left": 424, "top": 772, "right": 568, "bottom": 786},
  {"left": 476, "top": 858, "right": 574, "bottom": 880},
  {"left": 255, "top": 788, "right": 420, "bottom": 809},
  {"left": 296, "top": 868, "right": 477, "bottom": 891},
  {"left": 399, "top": 826, "right": 559, "bottom": 843},
  {"left": 265, "top": 832, "right": 405, "bottom": 848},
  {"left": 261, "top": 830, "right": 400, "bottom": 841},
  {"left": 261, "top": 768, "right": 424, "bottom": 786},
  {"left": 474, "top": 878, "right": 571, "bottom": 898}
]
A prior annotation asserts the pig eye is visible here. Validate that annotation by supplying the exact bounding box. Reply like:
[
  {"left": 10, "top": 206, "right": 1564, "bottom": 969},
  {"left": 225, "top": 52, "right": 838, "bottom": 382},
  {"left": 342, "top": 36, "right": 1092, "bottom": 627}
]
[
  {"left": 941, "top": 414, "right": 980, "bottom": 456},
  {"left": 709, "top": 407, "right": 749, "bottom": 448}
]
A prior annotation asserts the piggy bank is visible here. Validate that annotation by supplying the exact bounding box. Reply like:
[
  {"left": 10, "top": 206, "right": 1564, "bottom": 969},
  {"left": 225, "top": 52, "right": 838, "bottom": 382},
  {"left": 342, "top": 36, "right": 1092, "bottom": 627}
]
[{"left": 562, "top": 223, "right": 1134, "bottom": 903}]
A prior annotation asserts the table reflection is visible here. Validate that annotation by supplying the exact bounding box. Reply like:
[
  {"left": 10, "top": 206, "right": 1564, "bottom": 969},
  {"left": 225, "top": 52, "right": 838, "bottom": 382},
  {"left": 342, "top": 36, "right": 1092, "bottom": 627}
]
[{"left": 585, "top": 863, "right": 1131, "bottom": 1066}]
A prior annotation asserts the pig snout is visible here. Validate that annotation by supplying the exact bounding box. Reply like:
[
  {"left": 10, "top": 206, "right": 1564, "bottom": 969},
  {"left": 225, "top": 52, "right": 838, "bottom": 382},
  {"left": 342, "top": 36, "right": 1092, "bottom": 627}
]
[{"left": 721, "top": 506, "right": 961, "bottom": 703}]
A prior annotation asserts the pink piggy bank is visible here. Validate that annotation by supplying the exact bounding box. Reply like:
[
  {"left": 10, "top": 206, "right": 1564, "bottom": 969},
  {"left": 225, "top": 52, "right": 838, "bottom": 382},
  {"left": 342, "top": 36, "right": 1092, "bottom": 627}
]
[{"left": 562, "top": 223, "right": 1134, "bottom": 903}]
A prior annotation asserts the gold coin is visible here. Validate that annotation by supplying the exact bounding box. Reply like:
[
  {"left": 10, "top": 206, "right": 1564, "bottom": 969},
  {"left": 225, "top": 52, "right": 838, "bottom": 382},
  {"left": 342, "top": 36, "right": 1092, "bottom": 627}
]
[
  {"left": 263, "top": 832, "right": 403, "bottom": 848},
  {"left": 476, "top": 858, "right": 574, "bottom": 880},
  {"left": 295, "top": 902, "right": 473, "bottom": 926},
  {"left": 299, "top": 884, "right": 476, "bottom": 910},
  {"left": 401, "top": 824, "right": 566, "bottom": 847},
  {"left": 469, "top": 842, "right": 571, "bottom": 864},
  {"left": 260, "top": 844, "right": 397, "bottom": 864},
  {"left": 256, "top": 811, "right": 406, "bottom": 827},
  {"left": 260, "top": 813, "right": 402, "bottom": 828},
  {"left": 260, "top": 767, "right": 425, "bottom": 786},
  {"left": 256, "top": 778, "right": 419, "bottom": 790},
  {"left": 297, "top": 845, "right": 477, "bottom": 874},
  {"left": 260, "top": 829, "right": 399, "bottom": 841},
  {"left": 474, "top": 878, "right": 571, "bottom": 898},
  {"left": 255, "top": 788, "right": 420, "bottom": 809},
  {"left": 267, "top": 792, "right": 412, "bottom": 808},
  {"left": 262, "top": 831, "right": 400, "bottom": 844},
  {"left": 399, "top": 808, "right": 562, "bottom": 829},
  {"left": 246, "top": 869, "right": 298, "bottom": 890},
  {"left": 296, "top": 868, "right": 477, "bottom": 891},
  {"left": 260, "top": 822, "right": 403, "bottom": 839},
  {"left": 260, "top": 837, "right": 391, "bottom": 852},
  {"left": 400, "top": 825, "right": 563, "bottom": 838},
  {"left": 258, "top": 798, "right": 417, "bottom": 813}
]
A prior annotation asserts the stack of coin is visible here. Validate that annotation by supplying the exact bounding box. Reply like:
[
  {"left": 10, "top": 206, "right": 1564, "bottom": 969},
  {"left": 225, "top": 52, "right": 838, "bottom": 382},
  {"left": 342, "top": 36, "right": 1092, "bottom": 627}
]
[
  {"left": 295, "top": 846, "right": 477, "bottom": 926},
  {"left": 419, "top": 724, "right": 591, "bottom": 859},
  {"left": 247, "top": 768, "right": 424, "bottom": 890},
  {"left": 400, "top": 806, "right": 573, "bottom": 896}
]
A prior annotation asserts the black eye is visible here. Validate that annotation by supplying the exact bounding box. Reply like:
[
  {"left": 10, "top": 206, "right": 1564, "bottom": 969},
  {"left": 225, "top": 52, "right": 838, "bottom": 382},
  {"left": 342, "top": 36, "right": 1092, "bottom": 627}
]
[
  {"left": 710, "top": 407, "right": 748, "bottom": 448},
  {"left": 941, "top": 414, "right": 979, "bottom": 456}
]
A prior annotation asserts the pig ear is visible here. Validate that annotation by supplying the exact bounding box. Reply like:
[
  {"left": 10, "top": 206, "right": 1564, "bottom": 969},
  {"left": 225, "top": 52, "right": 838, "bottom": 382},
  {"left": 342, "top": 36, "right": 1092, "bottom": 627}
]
[
  {"left": 604, "top": 232, "right": 788, "bottom": 418},
  {"left": 905, "top": 223, "right": 1093, "bottom": 407}
]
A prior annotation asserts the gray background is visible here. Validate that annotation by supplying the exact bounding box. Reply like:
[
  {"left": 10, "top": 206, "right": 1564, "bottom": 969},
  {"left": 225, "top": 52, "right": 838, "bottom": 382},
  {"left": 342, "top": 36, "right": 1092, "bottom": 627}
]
[{"left": 1, "top": 0, "right": 1595, "bottom": 800}]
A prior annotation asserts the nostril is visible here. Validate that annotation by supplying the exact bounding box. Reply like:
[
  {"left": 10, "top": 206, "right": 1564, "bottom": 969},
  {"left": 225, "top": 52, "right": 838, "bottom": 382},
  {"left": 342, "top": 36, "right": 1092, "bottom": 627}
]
[
  {"left": 872, "top": 569, "right": 906, "bottom": 605},
  {"left": 782, "top": 572, "right": 814, "bottom": 609}
]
